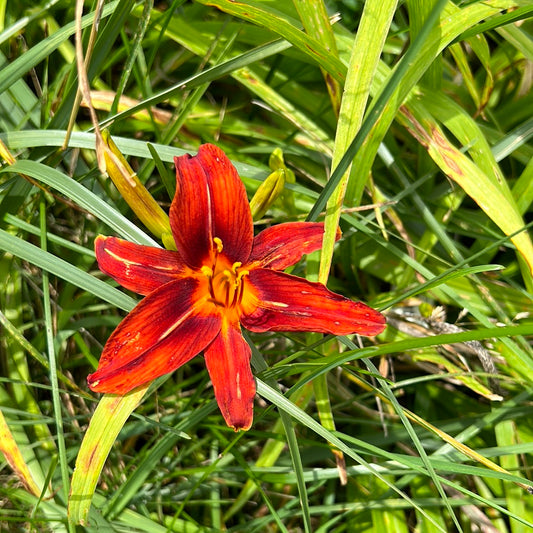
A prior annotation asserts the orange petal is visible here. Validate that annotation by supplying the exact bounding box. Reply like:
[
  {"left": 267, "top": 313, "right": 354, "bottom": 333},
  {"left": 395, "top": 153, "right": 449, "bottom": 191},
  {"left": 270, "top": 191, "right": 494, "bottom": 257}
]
[
  {"left": 88, "top": 278, "right": 221, "bottom": 394},
  {"left": 242, "top": 269, "right": 386, "bottom": 336},
  {"left": 171, "top": 144, "right": 253, "bottom": 267},
  {"left": 248, "top": 222, "right": 340, "bottom": 270},
  {"left": 95, "top": 235, "right": 189, "bottom": 296},
  {"left": 204, "top": 319, "right": 255, "bottom": 431}
]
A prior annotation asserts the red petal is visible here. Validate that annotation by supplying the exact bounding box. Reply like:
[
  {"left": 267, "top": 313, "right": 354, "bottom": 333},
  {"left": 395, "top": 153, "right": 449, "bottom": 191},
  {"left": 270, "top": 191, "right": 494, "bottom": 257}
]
[
  {"left": 88, "top": 277, "right": 221, "bottom": 394},
  {"left": 248, "top": 222, "right": 340, "bottom": 270},
  {"left": 171, "top": 144, "right": 253, "bottom": 267},
  {"left": 204, "top": 319, "right": 255, "bottom": 431},
  {"left": 170, "top": 151, "right": 214, "bottom": 268},
  {"left": 241, "top": 269, "right": 386, "bottom": 336},
  {"left": 95, "top": 235, "right": 189, "bottom": 296}
]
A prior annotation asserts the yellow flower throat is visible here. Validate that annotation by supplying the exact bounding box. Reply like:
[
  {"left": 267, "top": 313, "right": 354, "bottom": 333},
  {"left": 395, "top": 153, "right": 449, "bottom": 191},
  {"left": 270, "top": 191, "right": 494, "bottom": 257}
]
[{"left": 201, "top": 237, "right": 249, "bottom": 309}]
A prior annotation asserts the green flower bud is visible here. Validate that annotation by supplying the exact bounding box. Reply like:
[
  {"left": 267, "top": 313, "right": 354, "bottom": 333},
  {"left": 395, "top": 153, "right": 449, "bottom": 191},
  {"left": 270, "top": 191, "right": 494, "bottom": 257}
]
[{"left": 249, "top": 169, "right": 286, "bottom": 220}]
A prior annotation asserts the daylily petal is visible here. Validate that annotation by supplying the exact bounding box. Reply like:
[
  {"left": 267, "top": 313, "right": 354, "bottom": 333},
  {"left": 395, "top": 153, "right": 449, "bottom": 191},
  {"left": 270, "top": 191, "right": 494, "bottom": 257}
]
[
  {"left": 95, "top": 235, "right": 190, "bottom": 296},
  {"left": 171, "top": 144, "right": 253, "bottom": 267},
  {"left": 88, "top": 278, "right": 221, "bottom": 394},
  {"left": 198, "top": 144, "right": 254, "bottom": 263},
  {"left": 248, "top": 222, "right": 340, "bottom": 270},
  {"left": 170, "top": 150, "right": 214, "bottom": 268},
  {"left": 242, "top": 269, "right": 386, "bottom": 336},
  {"left": 204, "top": 319, "right": 255, "bottom": 431}
]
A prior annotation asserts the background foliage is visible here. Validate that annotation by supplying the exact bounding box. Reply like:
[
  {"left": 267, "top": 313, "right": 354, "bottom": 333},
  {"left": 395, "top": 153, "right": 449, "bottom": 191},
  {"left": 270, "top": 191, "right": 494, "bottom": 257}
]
[{"left": 0, "top": 0, "right": 532, "bottom": 531}]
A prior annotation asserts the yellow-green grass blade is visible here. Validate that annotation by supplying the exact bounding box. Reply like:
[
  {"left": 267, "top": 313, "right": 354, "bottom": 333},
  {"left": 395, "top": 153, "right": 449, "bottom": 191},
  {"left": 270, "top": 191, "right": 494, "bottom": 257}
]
[
  {"left": 399, "top": 100, "right": 533, "bottom": 277},
  {"left": 320, "top": 0, "right": 397, "bottom": 283},
  {"left": 513, "top": 155, "right": 533, "bottom": 215},
  {"left": 408, "top": 0, "right": 443, "bottom": 90},
  {"left": 494, "top": 419, "right": 533, "bottom": 533},
  {"left": 292, "top": 0, "right": 342, "bottom": 113},
  {"left": 0, "top": 409, "right": 43, "bottom": 497},
  {"left": 418, "top": 88, "right": 514, "bottom": 205},
  {"left": 305, "top": 0, "right": 519, "bottom": 219},
  {"left": 68, "top": 386, "right": 149, "bottom": 526},
  {"left": 194, "top": 0, "right": 347, "bottom": 83},
  {"left": 308, "top": 0, "right": 450, "bottom": 220},
  {"left": 344, "top": 0, "right": 521, "bottom": 206}
]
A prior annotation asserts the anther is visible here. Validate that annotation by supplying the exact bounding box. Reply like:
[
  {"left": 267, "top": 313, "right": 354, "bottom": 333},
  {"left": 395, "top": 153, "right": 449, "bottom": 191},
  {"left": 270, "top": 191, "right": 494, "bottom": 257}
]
[
  {"left": 213, "top": 237, "right": 223, "bottom": 253},
  {"left": 201, "top": 265, "right": 213, "bottom": 277},
  {"left": 237, "top": 269, "right": 249, "bottom": 281}
]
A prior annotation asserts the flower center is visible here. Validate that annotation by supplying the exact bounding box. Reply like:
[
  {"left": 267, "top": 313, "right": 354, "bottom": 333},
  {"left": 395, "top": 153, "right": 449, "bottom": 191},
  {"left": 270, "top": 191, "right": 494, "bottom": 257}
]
[{"left": 201, "top": 238, "right": 249, "bottom": 309}]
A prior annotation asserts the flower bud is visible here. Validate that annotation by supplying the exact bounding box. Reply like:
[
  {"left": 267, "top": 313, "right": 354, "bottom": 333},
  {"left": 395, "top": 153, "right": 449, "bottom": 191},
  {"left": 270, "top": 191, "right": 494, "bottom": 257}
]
[
  {"left": 249, "top": 148, "right": 297, "bottom": 220},
  {"left": 100, "top": 130, "right": 171, "bottom": 242},
  {"left": 249, "top": 168, "right": 286, "bottom": 220},
  {"left": 270, "top": 147, "right": 295, "bottom": 213}
]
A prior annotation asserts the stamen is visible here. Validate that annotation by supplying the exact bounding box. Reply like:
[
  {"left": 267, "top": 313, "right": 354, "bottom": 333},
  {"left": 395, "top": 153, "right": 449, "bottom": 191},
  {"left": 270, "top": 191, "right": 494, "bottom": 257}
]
[
  {"left": 230, "top": 272, "right": 243, "bottom": 307},
  {"left": 237, "top": 269, "right": 249, "bottom": 281},
  {"left": 213, "top": 237, "right": 223, "bottom": 253},
  {"left": 201, "top": 265, "right": 213, "bottom": 277},
  {"left": 202, "top": 253, "right": 250, "bottom": 309},
  {"left": 224, "top": 280, "right": 231, "bottom": 307}
]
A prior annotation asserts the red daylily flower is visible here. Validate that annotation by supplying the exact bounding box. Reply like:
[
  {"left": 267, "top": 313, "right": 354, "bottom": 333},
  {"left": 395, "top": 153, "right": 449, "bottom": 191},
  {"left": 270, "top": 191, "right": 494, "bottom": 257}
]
[{"left": 88, "top": 144, "right": 386, "bottom": 430}]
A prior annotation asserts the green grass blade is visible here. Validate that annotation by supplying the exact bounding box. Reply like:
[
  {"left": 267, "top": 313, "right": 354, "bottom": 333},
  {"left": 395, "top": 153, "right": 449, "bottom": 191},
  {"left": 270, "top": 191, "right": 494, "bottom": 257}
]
[
  {"left": 308, "top": 0, "right": 449, "bottom": 221},
  {"left": 0, "top": 2, "right": 119, "bottom": 96},
  {"left": 38, "top": 198, "right": 71, "bottom": 523},
  {"left": 257, "top": 379, "right": 448, "bottom": 531},
  {"left": 194, "top": 0, "right": 346, "bottom": 83},
  {"left": 0, "top": 130, "right": 266, "bottom": 179},
  {"left": 292, "top": 0, "right": 342, "bottom": 113},
  {"left": 341, "top": 0, "right": 519, "bottom": 209},
  {"left": 1, "top": 160, "right": 157, "bottom": 246},
  {"left": 0, "top": 228, "right": 135, "bottom": 311}
]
